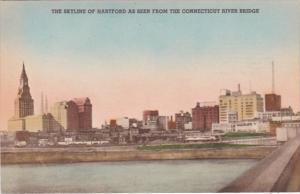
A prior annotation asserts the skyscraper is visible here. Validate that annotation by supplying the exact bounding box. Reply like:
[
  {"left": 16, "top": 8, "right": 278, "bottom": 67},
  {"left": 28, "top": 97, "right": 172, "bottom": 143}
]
[
  {"left": 219, "top": 86, "right": 264, "bottom": 123},
  {"left": 265, "top": 62, "right": 281, "bottom": 111},
  {"left": 14, "top": 63, "right": 34, "bottom": 118},
  {"left": 8, "top": 63, "right": 36, "bottom": 131}
]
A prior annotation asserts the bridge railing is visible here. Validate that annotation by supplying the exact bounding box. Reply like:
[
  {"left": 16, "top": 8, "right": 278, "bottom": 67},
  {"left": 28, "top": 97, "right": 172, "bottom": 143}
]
[{"left": 220, "top": 134, "right": 300, "bottom": 192}]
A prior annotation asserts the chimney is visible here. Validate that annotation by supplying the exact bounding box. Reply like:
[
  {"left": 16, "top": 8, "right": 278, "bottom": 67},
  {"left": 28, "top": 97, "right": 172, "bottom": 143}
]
[
  {"left": 41, "top": 92, "right": 44, "bottom": 114},
  {"left": 45, "top": 95, "right": 48, "bottom": 113}
]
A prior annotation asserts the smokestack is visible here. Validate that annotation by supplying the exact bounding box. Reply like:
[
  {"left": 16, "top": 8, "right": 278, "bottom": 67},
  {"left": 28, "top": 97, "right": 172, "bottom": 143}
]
[
  {"left": 272, "top": 61, "right": 275, "bottom": 93},
  {"left": 45, "top": 95, "right": 48, "bottom": 113},
  {"left": 238, "top": 83, "right": 241, "bottom": 92},
  {"left": 41, "top": 92, "right": 44, "bottom": 114}
]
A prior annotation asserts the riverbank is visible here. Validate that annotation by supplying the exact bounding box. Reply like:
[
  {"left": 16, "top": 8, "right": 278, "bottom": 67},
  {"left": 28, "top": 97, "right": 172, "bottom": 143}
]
[{"left": 1, "top": 145, "right": 276, "bottom": 164}]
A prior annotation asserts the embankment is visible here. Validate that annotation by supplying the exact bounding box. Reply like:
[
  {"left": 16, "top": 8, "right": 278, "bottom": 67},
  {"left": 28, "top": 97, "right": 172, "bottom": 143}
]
[{"left": 1, "top": 146, "right": 276, "bottom": 164}]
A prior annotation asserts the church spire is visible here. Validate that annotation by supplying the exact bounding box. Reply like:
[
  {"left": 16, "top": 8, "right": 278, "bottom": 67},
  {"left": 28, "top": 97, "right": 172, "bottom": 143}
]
[
  {"left": 20, "top": 62, "right": 28, "bottom": 88},
  {"left": 15, "top": 62, "right": 34, "bottom": 117}
]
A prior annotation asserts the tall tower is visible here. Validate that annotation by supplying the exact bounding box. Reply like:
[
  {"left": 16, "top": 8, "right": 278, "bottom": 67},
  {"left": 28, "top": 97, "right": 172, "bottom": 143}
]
[
  {"left": 272, "top": 61, "right": 275, "bottom": 93},
  {"left": 265, "top": 61, "right": 281, "bottom": 111},
  {"left": 14, "top": 63, "right": 34, "bottom": 118}
]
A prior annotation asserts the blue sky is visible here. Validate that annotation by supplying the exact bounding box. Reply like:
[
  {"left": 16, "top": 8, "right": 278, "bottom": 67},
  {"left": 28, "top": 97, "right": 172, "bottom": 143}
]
[{"left": 0, "top": 0, "right": 299, "bottom": 128}]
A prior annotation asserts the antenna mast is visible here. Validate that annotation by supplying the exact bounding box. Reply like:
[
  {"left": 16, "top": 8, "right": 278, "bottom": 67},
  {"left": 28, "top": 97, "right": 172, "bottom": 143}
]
[{"left": 272, "top": 61, "right": 275, "bottom": 93}]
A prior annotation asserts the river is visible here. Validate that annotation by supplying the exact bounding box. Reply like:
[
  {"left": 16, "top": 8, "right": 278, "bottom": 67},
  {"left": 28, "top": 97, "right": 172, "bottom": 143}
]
[{"left": 1, "top": 159, "right": 257, "bottom": 193}]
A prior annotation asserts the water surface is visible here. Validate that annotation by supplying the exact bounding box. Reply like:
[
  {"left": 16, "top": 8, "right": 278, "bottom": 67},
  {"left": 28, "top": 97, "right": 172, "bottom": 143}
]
[{"left": 1, "top": 159, "right": 257, "bottom": 193}]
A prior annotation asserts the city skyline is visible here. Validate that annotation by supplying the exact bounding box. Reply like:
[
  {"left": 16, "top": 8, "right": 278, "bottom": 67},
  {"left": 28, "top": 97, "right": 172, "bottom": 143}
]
[{"left": 1, "top": 1, "right": 300, "bottom": 129}]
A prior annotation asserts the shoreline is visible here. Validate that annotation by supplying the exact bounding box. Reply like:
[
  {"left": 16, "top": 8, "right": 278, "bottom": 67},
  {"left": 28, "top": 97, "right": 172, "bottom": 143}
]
[{"left": 1, "top": 146, "right": 277, "bottom": 165}]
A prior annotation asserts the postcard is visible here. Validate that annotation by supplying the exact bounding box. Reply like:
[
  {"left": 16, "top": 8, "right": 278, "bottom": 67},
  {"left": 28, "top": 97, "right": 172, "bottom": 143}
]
[{"left": 0, "top": 0, "right": 299, "bottom": 193}]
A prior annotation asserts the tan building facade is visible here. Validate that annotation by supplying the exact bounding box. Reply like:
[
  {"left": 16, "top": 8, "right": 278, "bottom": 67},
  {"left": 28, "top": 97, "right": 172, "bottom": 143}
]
[
  {"left": 219, "top": 88, "right": 264, "bottom": 123},
  {"left": 25, "top": 114, "right": 54, "bottom": 132},
  {"left": 8, "top": 64, "right": 93, "bottom": 132},
  {"left": 7, "top": 118, "right": 25, "bottom": 131},
  {"left": 50, "top": 100, "right": 80, "bottom": 131},
  {"left": 8, "top": 63, "right": 35, "bottom": 131}
]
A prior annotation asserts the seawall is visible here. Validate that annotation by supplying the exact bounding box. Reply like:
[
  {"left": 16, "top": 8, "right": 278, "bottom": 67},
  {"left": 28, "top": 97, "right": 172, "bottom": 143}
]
[{"left": 1, "top": 146, "right": 276, "bottom": 164}]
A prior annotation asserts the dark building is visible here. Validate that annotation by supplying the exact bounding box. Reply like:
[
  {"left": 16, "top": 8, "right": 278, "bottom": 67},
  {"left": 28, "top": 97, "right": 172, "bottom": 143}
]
[
  {"left": 168, "top": 116, "right": 176, "bottom": 130},
  {"left": 280, "top": 106, "right": 294, "bottom": 116},
  {"left": 265, "top": 93, "right": 281, "bottom": 111},
  {"left": 175, "top": 111, "right": 192, "bottom": 130},
  {"left": 143, "top": 110, "right": 158, "bottom": 123},
  {"left": 192, "top": 103, "right": 219, "bottom": 131},
  {"left": 72, "top": 98, "right": 92, "bottom": 129},
  {"left": 142, "top": 110, "right": 159, "bottom": 130}
]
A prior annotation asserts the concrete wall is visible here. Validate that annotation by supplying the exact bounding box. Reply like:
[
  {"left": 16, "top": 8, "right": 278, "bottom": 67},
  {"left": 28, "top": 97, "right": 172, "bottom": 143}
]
[
  {"left": 1, "top": 146, "right": 275, "bottom": 164},
  {"left": 220, "top": 135, "right": 300, "bottom": 192}
]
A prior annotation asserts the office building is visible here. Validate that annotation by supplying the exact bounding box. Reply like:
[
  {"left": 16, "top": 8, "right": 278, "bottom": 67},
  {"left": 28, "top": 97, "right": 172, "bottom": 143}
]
[
  {"left": 192, "top": 102, "right": 219, "bottom": 131},
  {"left": 265, "top": 94, "right": 281, "bottom": 111},
  {"left": 142, "top": 110, "right": 159, "bottom": 130},
  {"left": 175, "top": 111, "right": 192, "bottom": 130},
  {"left": 219, "top": 85, "right": 264, "bottom": 123}
]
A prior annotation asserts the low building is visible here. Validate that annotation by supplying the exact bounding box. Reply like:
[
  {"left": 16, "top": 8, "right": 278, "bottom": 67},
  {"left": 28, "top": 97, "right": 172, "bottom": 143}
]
[
  {"left": 7, "top": 118, "right": 25, "bottom": 131},
  {"left": 258, "top": 109, "right": 297, "bottom": 122},
  {"left": 184, "top": 122, "right": 192, "bottom": 130},
  {"left": 168, "top": 116, "right": 176, "bottom": 130},
  {"left": 175, "top": 111, "right": 192, "bottom": 130},
  {"left": 116, "top": 117, "right": 130, "bottom": 129},
  {"left": 8, "top": 114, "right": 55, "bottom": 133},
  {"left": 142, "top": 110, "right": 159, "bottom": 130},
  {"left": 25, "top": 114, "right": 54, "bottom": 132},
  {"left": 212, "top": 123, "right": 235, "bottom": 133},
  {"left": 235, "top": 120, "right": 270, "bottom": 133},
  {"left": 158, "top": 116, "right": 169, "bottom": 130},
  {"left": 212, "top": 119, "right": 270, "bottom": 133}
]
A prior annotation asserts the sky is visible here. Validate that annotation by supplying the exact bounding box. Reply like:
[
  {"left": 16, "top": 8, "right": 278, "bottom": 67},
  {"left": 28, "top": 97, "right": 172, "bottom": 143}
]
[{"left": 0, "top": 0, "right": 299, "bottom": 129}]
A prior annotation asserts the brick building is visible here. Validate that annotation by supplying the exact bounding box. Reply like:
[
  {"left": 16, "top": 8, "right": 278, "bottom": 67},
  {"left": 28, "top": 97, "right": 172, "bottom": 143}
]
[
  {"left": 72, "top": 98, "right": 92, "bottom": 129},
  {"left": 265, "top": 93, "right": 281, "bottom": 112},
  {"left": 192, "top": 103, "right": 219, "bottom": 131}
]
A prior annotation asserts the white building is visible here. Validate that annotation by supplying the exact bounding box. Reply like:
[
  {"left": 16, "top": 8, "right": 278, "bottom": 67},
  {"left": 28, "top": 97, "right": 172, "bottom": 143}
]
[
  {"left": 235, "top": 120, "right": 270, "bottom": 133},
  {"left": 116, "top": 117, "right": 130, "bottom": 129},
  {"left": 212, "top": 119, "right": 270, "bottom": 133},
  {"left": 212, "top": 123, "right": 235, "bottom": 133},
  {"left": 272, "top": 115, "right": 300, "bottom": 122},
  {"left": 184, "top": 121, "right": 193, "bottom": 130},
  {"left": 258, "top": 111, "right": 299, "bottom": 122}
]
